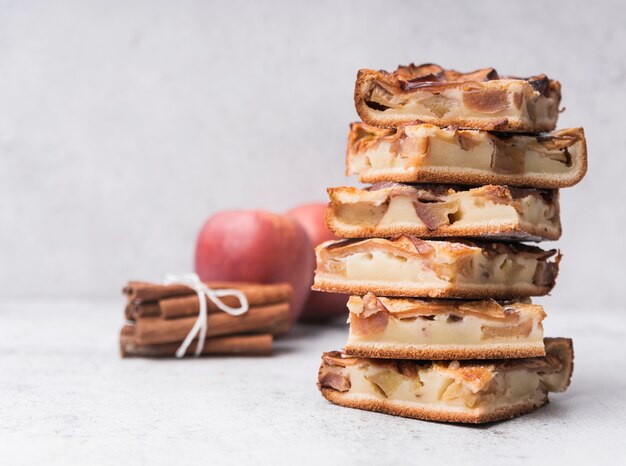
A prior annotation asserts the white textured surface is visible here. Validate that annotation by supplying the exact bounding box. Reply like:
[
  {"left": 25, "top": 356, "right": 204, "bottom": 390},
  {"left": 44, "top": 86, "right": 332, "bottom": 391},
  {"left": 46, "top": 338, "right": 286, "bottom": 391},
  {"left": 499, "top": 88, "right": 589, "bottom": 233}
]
[
  {"left": 0, "top": 0, "right": 625, "bottom": 309},
  {"left": 0, "top": 300, "right": 624, "bottom": 465}
]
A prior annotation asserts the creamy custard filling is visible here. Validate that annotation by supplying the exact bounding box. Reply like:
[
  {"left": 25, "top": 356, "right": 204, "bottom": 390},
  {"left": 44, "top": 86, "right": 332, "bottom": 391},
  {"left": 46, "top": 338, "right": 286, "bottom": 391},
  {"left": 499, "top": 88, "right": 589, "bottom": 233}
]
[
  {"left": 349, "top": 311, "right": 543, "bottom": 346},
  {"left": 346, "top": 295, "right": 545, "bottom": 348},
  {"left": 328, "top": 185, "right": 559, "bottom": 237},
  {"left": 347, "top": 124, "right": 585, "bottom": 181},
  {"left": 343, "top": 250, "right": 445, "bottom": 284},
  {"left": 330, "top": 363, "right": 546, "bottom": 411},
  {"left": 319, "top": 338, "right": 572, "bottom": 415},
  {"left": 321, "top": 245, "right": 539, "bottom": 285},
  {"left": 314, "top": 236, "right": 559, "bottom": 297},
  {"left": 353, "top": 142, "right": 575, "bottom": 175},
  {"left": 366, "top": 82, "right": 543, "bottom": 126}
]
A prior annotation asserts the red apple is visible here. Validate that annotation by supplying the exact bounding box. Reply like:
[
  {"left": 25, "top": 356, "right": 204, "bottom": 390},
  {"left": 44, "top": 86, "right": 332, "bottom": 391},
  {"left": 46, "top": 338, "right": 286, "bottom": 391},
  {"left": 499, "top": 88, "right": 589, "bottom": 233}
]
[
  {"left": 194, "top": 210, "right": 314, "bottom": 322},
  {"left": 287, "top": 203, "right": 349, "bottom": 320}
]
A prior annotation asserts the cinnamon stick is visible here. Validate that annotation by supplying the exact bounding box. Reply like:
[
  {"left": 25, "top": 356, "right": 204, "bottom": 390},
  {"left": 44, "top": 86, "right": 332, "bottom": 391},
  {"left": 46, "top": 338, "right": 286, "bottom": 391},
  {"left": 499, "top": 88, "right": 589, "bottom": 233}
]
[
  {"left": 120, "top": 325, "right": 272, "bottom": 357},
  {"left": 133, "top": 302, "right": 290, "bottom": 345},
  {"left": 125, "top": 301, "right": 160, "bottom": 319},
  {"left": 123, "top": 281, "right": 293, "bottom": 318},
  {"left": 159, "top": 283, "right": 292, "bottom": 319},
  {"left": 124, "top": 281, "right": 195, "bottom": 302},
  {"left": 124, "top": 280, "right": 290, "bottom": 302}
]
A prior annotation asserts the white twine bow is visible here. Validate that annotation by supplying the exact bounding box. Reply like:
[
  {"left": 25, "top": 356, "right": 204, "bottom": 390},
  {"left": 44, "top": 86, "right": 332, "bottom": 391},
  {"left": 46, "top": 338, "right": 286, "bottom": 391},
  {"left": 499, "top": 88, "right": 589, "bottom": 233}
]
[{"left": 164, "top": 273, "right": 249, "bottom": 358}]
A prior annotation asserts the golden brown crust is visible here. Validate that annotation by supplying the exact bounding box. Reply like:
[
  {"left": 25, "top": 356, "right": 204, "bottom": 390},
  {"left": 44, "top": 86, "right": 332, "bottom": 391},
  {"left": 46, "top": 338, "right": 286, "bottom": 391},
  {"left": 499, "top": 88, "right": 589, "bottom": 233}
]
[
  {"left": 355, "top": 166, "right": 586, "bottom": 190},
  {"left": 313, "top": 277, "right": 553, "bottom": 299},
  {"left": 319, "top": 387, "right": 549, "bottom": 424},
  {"left": 343, "top": 342, "right": 546, "bottom": 360},
  {"left": 354, "top": 65, "right": 561, "bottom": 132}
]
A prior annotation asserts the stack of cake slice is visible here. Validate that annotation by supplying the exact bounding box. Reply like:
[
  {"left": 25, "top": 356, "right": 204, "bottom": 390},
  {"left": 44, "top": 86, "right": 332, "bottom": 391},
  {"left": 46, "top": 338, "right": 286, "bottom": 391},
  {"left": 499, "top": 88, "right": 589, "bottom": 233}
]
[{"left": 314, "top": 64, "right": 586, "bottom": 423}]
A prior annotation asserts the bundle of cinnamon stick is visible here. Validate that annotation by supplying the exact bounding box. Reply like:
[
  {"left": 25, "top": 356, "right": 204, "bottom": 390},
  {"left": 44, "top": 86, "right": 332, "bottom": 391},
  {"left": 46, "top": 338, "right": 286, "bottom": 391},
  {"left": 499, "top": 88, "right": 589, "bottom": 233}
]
[{"left": 119, "top": 280, "right": 293, "bottom": 357}]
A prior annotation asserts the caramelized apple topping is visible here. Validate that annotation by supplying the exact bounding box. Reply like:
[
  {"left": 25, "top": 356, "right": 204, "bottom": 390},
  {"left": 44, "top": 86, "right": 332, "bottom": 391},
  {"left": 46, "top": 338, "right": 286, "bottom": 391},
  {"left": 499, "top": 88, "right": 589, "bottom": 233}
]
[
  {"left": 457, "top": 299, "right": 522, "bottom": 321},
  {"left": 361, "top": 292, "right": 389, "bottom": 317},
  {"left": 348, "top": 122, "right": 398, "bottom": 154},
  {"left": 406, "top": 236, "right": 436, "bottom": 255},
  {"left": 440, "top": 380, "right": 479, "bottom": 407},
  {"left": 447, "top": 314, "right": 463, "bottom": 323},
  {"left": 352, "top": 295, "right": 544, "bottom": 327},
  {"left": 457, "top": 131, "right": 483, "bottom": 151},
  {"left": 463, "top": 88, "right": 509, "bottom": 114},
  {"left": 395, "top": 64, "right": 501, "bottom": 92},
  {"left": 392, "top": 134, "right": 430, "bottom": 159},
  {"left": 350, "top": 310, "right": 389, "bottom": 336},
  {"left": 414, "top": 199, "right": 459, "bottom": 230},
  {"left": 458, "top": 67, "right": 500, "bottom": 82},
  {"left": 477, "top": 185, "right": 522, "bottom": 213},
  {"left": 419, "top": 94, "right": 454, "bottom": 117},
  {"left": 365, "top": 370, "right": 407, "bottom": 397},
  {"left": 368, "top": 83, "right": 396, "bottom": 104},
  {"left": 319, "top": 372, "right": 351, "bottom": 392},
  {"left": 440, "top": 363, "right": 495, "bottom": 392},
  {"left": 396, "top": 360, "right": 421, "bottom": 378},
  {"left": 533, "top": 255, "right": 561, "bottom": 287},
  {"left": 535, "top": 130, "right": 579, "bottom": 166},
  {"left": 491, "top": 137, "right": 526, "bottom": 174},
  {"left": 381, "top": 298, "right": 458, "bottom": 319},
  {"left": 395, "top": 63, "right": 445, "bottom": 81},
  {"left": 481, "top": 318, "right": 534, "bottom": 340},
  {"left": 478, "top": 242, "right": 557, "bottom": 260},
  {"left": 322, "top": 351, "right": 359, "bottom": 367},
  {"left": 527, "top": 74, "right": 550, "bottom": 94},
  {"left": 540, "top": 338, "right": 574, "bottom": 392},
  {"left": 351, "top": 294, "right": 392, "bottom": 336},
  {"left": 324, "top": 238, "right": 364, "bottom": 251},
  {"left": 537, "top": 130, "right": 580, "bottom": 151},
  {"left": 367, "top": 182, "right": 446, "bottom": 200}
]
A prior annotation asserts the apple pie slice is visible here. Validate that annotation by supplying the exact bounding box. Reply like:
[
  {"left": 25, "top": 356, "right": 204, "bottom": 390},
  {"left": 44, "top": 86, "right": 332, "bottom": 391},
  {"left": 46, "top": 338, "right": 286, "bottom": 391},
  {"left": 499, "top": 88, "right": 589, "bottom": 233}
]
[
  {"left": 318, "top": 337, "right": 573, "bottom": 423},
  {"left": 347, "top": 123, "right": 587, "bottom": 189},
  {"left": 345, "top": 293, "right": 545, "bottom": 359},
  {"left": 354, "top": 64, "right": 561, "bottom": 132},
  {"left": 326, "top": 184, "right": 560, "bottom": 241},
  {"left": 313, "top": 236, "right": 560, "bottom": 299}
]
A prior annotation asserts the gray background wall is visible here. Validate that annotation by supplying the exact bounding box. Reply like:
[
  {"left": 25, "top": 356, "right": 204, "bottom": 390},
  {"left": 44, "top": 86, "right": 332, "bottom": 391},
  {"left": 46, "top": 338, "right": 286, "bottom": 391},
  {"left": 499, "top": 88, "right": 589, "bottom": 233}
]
[{"left": 1, "top": 0, "right": 624, "bottom": 311}]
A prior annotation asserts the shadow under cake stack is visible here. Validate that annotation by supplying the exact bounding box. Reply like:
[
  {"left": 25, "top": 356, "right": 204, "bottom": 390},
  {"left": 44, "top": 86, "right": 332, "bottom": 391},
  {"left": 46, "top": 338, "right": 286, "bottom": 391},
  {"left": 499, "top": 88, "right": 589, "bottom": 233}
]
[{"left": 314, "top": 64, "right": 587, "bottom": 423}]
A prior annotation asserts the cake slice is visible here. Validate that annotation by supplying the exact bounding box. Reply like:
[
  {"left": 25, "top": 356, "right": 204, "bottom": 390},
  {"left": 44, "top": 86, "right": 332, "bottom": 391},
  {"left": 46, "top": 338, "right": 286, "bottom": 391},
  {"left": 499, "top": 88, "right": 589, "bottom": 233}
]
[
  {"left": 346, "top": 123, "right": 587, "bottom": 189},
  {"left": 318, "top": 337, "right": 573, "bottom": 423},
  {"left": 345, "top": 293, "right": 545, "bottom": 359},
  {"left": 313, "top": 236, "right": 560, "bottom": 299},
  {"left": 327, "top": 184, "right": 560, "bottom": 241},
  {"left": 354, "top": 64, "right": 561, "bottom": 132}
]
